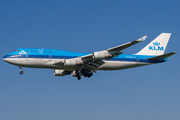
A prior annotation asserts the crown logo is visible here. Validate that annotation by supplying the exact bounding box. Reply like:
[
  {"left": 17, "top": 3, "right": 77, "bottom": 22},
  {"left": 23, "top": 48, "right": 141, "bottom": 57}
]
[
  {"left": 153, "top": 41, "right": 160, "bottom": 46},
  {"left": 19, "top": 50, "right": 27, "bottom": 54}
]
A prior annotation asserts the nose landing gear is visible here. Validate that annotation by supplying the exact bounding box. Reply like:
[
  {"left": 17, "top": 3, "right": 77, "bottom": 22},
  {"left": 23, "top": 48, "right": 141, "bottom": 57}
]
[{"left": 19, "top": 67, "right": 24, "bottom": 75}]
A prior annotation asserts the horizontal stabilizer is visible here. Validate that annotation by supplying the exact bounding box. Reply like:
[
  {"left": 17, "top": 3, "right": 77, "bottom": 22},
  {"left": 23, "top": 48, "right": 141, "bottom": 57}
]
[{"left": 146, "top": 52, "right": 177, "bottom": 60}]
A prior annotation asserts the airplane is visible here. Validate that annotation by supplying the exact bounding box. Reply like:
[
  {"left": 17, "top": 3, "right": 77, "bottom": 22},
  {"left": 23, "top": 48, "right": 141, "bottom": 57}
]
[{"left": 3, "top": 33, "right": 177, "bottom": 80}]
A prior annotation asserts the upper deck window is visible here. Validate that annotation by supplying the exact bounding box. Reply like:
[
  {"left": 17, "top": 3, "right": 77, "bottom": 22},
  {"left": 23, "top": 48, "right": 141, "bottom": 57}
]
[{"left": 14, "top": 50, "right": 19, "bottom": 51}]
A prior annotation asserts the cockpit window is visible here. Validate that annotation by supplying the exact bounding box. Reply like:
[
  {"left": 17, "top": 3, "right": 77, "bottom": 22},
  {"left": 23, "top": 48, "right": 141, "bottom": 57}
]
[{"left": 14, "top": 50, "right": 19, "bottom": 51}]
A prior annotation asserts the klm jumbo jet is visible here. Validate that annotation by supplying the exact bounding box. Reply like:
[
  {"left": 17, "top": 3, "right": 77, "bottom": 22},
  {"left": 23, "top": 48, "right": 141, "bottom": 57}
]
[{"left": 3, "top": 33, "right": 177, "bottom": 80}]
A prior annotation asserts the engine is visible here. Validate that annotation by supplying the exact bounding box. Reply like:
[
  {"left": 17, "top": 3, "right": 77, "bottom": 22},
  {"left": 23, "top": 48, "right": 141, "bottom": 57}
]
[
  {"left": 93, "top": 51, "right": 112, "bottom": 59},
  {"left": 63, "top": 59, "right": 83, "bottom": 66},
  {"left": 54, "top": 70, "right": 66, "bottom": 76},
  {"left": 64, "top": 59, "right": 76, "bottom": 66}
]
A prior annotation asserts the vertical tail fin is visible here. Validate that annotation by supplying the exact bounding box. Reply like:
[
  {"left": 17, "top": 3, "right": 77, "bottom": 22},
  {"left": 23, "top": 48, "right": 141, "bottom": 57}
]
[{"left": 136, "top": 33, "right": 171, "bottom": 55}]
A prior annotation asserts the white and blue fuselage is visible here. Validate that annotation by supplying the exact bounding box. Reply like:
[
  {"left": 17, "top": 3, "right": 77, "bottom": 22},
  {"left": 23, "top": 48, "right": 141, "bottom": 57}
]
[
  {"left": 2, "top": 33, "right": 176, "bottom": 79},
  {"left": 3, "top": 48, "right": 165, "bottom": 70}
]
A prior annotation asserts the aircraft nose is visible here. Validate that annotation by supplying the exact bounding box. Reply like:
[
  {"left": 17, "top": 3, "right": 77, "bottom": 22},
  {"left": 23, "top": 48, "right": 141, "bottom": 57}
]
[
  {"left": 3, "top": 58, "right": 8, "bottom": 62},
  {"left": 2, "top": 55, "right": 17, "bottom": 65},
  {"left": 2, "top": 55, "right": 10, "bottom": 62}
]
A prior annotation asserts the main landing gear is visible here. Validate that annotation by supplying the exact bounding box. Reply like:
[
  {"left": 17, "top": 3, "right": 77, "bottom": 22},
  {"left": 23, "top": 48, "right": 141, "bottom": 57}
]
[
  {"left": 79, "top": 69, "right": 93, "bottom": 80},
  {"left": 81, "top": 69, "right": 93, "bottom": 78},
  {"left": 19, "top": 66, "right": 24, "bottom": 75},
  {"left": 72, "top": 69, "right": 93, "bottom": 80}
]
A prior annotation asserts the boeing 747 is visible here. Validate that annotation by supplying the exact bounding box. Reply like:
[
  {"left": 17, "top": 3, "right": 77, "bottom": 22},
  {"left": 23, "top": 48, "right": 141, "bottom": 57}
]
[{"left": 3, "top": 33, "right": 177, "bottom": 80}]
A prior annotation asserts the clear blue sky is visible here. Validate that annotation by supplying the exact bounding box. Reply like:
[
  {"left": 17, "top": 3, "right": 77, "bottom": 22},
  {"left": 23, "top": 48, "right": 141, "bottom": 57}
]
[{"left": 0, "top": 0, "right": 180, "bottom": 120}]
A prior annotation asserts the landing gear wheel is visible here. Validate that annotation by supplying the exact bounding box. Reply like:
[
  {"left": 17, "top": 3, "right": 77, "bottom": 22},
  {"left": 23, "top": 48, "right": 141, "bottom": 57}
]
[
  {"left": 20, "top": 71, "right": 24, "bottom": 75},
  {"left": 19, "top": 66, "right": 23, "bottom": 75},
  {"left": 77, "top": 77, "right": 81, "bottom": 80},
  {"left": 87, "top": 72, "right": 93, "bottom": 78}
]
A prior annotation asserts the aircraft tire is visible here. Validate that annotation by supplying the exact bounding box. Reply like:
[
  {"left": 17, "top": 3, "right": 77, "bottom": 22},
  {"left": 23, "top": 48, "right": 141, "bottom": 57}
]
[
  {"left": 77, "top": 77, "right": 81, "bottom": 80},
  {"left": 20, "top": 71, "right": 24, "bottom": 75}
]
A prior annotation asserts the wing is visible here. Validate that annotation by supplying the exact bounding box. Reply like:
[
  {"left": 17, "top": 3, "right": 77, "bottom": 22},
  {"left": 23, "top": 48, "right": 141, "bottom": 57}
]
[
  {"left": 46, "top": 35, "right": 147, "bottom": 70},
  {"left": 81, "top": 35, "right": 147, "bottom": 60}
]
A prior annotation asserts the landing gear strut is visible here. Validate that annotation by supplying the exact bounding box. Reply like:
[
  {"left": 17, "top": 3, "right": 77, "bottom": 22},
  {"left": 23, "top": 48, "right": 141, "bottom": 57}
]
[
  {"left": 71, "top": 71, "right": 82, "bottom": 80},
  {"left": 76, "top": 73, "right": 81, "bottom": 80},
  {"left": 19, "top": 66, "right": 23, "bottom": 75}
]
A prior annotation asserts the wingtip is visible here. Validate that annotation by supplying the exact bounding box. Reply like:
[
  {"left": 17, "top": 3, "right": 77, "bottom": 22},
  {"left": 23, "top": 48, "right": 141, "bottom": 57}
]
[
  {"left": 172, "top": 51, "right": 178, "bottom": 54},
  {"left": 137, "top": 35, "right": 147, "bottom": 41}
]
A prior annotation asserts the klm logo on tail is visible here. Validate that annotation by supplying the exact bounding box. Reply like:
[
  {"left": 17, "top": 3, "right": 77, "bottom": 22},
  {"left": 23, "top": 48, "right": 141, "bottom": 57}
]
[{"left": 149, "top": 41, "right": 164, "bottom": 51}]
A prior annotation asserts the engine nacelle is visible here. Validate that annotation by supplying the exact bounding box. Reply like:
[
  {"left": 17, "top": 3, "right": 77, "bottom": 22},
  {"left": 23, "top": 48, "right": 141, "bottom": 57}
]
[
  {"left": 64, "top": 59, "right": 83, "bottom": 66},
  {"left": 93, "top": 51, "right": 112, "bottom": 59},
  {"left": 54, "top": 70, "right": 66, "bottom": 76},
  {"left": 64, "top": 59, "right": 76, "bottom": 66}
]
